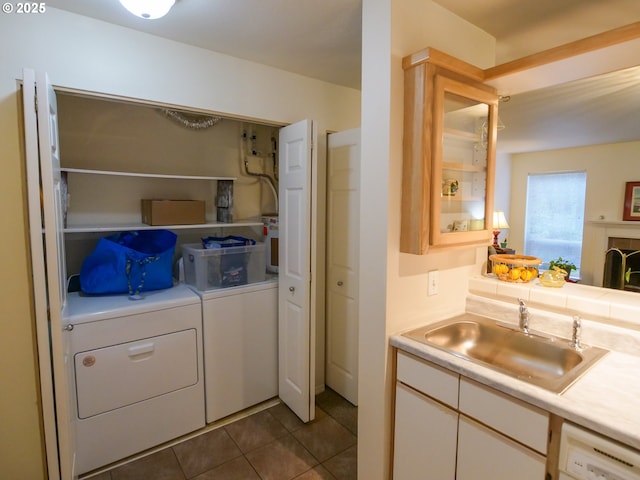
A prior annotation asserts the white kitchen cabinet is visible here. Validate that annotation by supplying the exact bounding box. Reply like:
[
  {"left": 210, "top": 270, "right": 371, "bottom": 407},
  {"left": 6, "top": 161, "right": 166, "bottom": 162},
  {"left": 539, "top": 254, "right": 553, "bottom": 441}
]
[
  {"left": 396, "top": 349, "right": 458, "bottom": 408},
  {"left": 459, "top": 377, "right": 549, "bottom": 454},
  {"left": 457, "top": 415, "right": 546, "bottom": 480},
  {"left": 393, "top": 350, "right": 550, "bottom": 479},
  {"left": 393, "top": 382, "right": 458, "bottom": 479}
]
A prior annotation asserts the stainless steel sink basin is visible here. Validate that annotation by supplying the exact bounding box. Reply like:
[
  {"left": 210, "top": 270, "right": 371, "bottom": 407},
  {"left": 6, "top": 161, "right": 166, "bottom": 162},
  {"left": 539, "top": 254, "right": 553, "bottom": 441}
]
[{"left": 403, "top": 313, "right": 608, "bottom": 393}]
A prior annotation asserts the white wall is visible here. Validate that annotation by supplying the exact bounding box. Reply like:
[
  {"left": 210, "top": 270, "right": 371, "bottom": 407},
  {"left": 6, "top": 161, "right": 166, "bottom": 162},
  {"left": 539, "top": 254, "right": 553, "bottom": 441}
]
[
  {"left": 1, "top": 9, "right": 360, "bottom": 127},
  {"left": 0, "top": 8, "right": 360, "bottom": 478},
  {"left": 509, "top": 141, "right": 640, "bottom": 285},
  {"left": 494, "top": 151, "right": 513, "bottom": 224},
  {"left": 358, "top": 0, "right": 495, "bottom": 477}
]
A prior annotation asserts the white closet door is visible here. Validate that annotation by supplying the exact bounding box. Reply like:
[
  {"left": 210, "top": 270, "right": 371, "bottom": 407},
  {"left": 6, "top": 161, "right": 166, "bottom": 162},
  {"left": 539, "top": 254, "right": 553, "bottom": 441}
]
[
  {"left": 23, "top": 69, "right": 76, "bottom": 479},
  {"left": 326, "top": 128, "right": 360, "bottom": 405},
  {"left": 278, "top": 119, "right": 315, "bottom": 422}
]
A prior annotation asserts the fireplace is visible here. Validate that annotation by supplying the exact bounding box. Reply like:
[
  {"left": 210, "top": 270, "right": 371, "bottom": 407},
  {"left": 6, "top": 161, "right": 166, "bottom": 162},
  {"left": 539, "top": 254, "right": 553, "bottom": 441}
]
[{"left": 603, "top": 237, "right": 640, "bottom": 292}]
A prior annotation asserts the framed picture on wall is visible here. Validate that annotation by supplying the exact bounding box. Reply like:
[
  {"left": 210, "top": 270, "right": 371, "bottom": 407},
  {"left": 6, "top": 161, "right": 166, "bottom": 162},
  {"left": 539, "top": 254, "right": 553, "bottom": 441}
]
[{"left": 623, "top": 181, "right": 640, "bottom": 221}]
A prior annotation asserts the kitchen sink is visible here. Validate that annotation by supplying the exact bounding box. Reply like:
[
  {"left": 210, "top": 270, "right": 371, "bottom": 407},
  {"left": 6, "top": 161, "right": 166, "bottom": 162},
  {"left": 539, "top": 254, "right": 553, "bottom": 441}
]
[{"left": 402, "top": 313, "right": 608, "bottom": 393}]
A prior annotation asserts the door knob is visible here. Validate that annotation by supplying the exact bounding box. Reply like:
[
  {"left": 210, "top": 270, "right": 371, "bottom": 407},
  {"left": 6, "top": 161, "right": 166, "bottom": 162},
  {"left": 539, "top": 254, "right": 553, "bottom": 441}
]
[
  {"left": 337, "top": 281, "right": 344, "bottom": 286},
  {"left": 289, "top": 286, "right": 295, "bottom": 293}
]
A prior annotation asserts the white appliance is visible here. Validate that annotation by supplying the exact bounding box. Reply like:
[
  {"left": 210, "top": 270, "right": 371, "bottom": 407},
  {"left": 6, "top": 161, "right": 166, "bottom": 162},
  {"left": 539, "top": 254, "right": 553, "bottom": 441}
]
[
  {"left": 66, "top": 285, "right": 205, "bottom": 474},
  {"left": 559, "top": 422, "right": 640, "bottom": 480},
  {"left": 190, "top": 278, "right": 278, "bottom": 423}
]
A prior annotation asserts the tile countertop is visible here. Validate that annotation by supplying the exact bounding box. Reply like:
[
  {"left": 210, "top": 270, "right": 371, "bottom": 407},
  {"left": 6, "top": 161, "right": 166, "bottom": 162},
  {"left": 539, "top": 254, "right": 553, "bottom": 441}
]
[{"left": 390, "top": 291, "right": 640, "bottom": 452}]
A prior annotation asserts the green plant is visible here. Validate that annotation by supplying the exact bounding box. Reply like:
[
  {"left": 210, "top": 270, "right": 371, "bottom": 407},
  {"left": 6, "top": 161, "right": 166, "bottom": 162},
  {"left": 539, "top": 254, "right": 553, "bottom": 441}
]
[
  {"left": 625, "top": 268, "right": 640, "bottom": 283},
  {"left": 548, "top": 257, "right": 576, "bottom": 273}
]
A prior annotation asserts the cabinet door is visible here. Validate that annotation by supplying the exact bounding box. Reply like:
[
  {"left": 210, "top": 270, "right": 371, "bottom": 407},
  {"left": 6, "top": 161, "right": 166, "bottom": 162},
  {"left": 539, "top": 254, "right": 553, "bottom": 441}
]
[
  {"left": 431, "top": 74, "right": 497, "bottom": 248},
  {"left": 393, "top": 382, "right": 458, "bottom": 480},
  {"left": 457, "top": 415, "right": 546, "bottom": 480}
]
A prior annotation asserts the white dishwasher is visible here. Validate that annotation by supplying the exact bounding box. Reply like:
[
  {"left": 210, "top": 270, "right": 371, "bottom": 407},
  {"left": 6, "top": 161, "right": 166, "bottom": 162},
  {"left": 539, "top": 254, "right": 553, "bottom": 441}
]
[
  {"left": 559, "top": 422, "right": 640, "bottom": 480},
  {"left": 66, "top": 284, "right": 205, "bottom": 475},
  {"left": 190, "top": 277, "right": 278, "bottom": 423}
]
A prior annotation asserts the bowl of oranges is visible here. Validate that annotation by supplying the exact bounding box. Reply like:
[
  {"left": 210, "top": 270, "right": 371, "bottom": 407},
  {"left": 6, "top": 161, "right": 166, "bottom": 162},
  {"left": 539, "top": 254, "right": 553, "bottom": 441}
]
[{"left": 489, "top": 254, "right": 542, "bottom": 283}]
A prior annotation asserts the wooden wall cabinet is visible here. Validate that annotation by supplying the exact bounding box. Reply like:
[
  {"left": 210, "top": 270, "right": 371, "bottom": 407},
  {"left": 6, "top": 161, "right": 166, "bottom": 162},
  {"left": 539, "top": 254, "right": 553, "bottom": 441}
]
[{"left": 401, "top": 48, "right": 498, "bottom": 254}]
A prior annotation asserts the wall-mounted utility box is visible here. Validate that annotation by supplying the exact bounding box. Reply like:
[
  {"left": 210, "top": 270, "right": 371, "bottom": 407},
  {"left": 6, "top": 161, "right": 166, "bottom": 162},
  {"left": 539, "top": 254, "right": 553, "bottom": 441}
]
[{"left": 141, "top": 199, "right": 205, "bottom": 226}]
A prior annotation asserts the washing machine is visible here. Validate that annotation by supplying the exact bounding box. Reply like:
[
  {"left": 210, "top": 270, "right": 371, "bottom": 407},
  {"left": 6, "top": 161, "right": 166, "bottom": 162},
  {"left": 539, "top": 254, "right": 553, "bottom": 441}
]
[
  {"left": 65, "top": 284, "right": 205, "bottom": 474},
  {"left": 189, "top": 277, "right": 279, "bottom": 423}
]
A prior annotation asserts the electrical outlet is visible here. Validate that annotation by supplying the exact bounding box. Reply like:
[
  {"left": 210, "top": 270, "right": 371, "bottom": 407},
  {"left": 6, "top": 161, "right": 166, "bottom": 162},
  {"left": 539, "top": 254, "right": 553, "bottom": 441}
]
[{"left": 428, "top": 270, "right": 439, "bottom": 296}]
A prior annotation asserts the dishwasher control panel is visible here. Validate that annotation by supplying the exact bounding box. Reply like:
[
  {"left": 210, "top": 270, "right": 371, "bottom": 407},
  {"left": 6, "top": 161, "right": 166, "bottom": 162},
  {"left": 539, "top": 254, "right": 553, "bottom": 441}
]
[
  {"left": 566, "top": 449, "right": 628, "bottom": 480},
  {"left": 559, "top": 422, "right": 640, "bottom": 480}
]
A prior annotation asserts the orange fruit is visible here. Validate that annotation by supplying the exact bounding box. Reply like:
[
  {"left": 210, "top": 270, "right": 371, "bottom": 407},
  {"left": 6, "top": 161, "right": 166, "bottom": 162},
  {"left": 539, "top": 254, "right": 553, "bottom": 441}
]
[{"left": 510, "top": 268, "right": 521, "bottom": 281}]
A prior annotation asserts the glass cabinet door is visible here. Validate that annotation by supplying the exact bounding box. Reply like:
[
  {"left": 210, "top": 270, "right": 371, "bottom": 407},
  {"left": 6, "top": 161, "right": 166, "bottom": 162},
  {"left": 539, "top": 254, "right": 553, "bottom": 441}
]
[{"left": 431, "top": 75, "right": 497, "bottom": 247}]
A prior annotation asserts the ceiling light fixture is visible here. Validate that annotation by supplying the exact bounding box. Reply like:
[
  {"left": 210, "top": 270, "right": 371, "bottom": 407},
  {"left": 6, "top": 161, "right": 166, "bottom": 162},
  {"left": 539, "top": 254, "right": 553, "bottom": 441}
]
[{"left": 118, "top": 0, "right": 175, "bottom": 20}]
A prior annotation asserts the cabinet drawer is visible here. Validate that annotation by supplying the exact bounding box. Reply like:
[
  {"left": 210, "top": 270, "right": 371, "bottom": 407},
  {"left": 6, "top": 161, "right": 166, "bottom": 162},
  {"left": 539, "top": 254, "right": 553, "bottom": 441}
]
[
  {"left": 457, "top": 415, "right": 546, "bottom": 480},
  {"left": 396, "top": 351, "right": 459, "bottom": 408},
  {"left": 459, "top": 377, "right": 549, "bottom": 454}
]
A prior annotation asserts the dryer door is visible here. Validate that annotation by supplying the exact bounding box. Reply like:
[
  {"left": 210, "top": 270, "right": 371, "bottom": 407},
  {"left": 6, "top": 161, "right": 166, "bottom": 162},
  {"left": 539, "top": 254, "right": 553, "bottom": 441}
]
[{"left": 75, "top": 328, "right": 198, "bottom": 418}]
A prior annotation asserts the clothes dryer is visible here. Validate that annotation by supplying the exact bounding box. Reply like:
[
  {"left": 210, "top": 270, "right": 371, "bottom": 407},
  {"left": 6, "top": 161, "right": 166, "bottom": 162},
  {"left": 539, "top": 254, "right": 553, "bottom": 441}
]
[{"left": 65, "top": 284, "right": 205, "bottom": 474}]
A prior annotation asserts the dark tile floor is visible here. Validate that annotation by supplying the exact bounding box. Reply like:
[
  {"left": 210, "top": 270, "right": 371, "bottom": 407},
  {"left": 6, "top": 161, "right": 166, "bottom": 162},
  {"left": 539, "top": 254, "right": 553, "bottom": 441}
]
[{"left": 86, "top": 388, "right": 357, "bottom": 480}]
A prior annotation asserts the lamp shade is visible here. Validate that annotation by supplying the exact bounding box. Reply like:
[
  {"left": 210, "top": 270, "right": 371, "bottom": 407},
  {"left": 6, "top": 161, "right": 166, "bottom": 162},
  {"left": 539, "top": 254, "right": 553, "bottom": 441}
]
[
  {"left": 119, "top": 0, "right": 175, "bottom": 19},
  {"left": 493, "top": 211, "right": 510, "bottom": 230}
]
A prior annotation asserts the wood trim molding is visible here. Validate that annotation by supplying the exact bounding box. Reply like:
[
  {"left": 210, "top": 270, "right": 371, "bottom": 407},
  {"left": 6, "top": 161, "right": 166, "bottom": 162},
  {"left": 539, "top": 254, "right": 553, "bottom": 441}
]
[
  {"left": 484, "top": 22, "right": 640, "bottom": 81},
  {"left": 402, "top": 47, "right": 485, "bottom": 82},
  {"left": 404, "top": 22, "right": 640, "bottom": 94}
]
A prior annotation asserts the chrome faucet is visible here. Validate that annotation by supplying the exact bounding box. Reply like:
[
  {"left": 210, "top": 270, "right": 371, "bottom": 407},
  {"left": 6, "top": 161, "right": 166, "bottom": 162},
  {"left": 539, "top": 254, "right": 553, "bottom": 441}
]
[
  {"left": 518, "top": 298, "right": 530, "bottom": 334},
  {"left": 569, "top": 315, "right": 583, "bottom": 350}
]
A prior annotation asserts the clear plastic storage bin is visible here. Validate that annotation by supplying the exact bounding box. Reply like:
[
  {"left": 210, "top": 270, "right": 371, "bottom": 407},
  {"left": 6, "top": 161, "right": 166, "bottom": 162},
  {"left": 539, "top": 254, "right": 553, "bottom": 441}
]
[{"left": 182, "top": 242, "right": 266, "bottom": 291}]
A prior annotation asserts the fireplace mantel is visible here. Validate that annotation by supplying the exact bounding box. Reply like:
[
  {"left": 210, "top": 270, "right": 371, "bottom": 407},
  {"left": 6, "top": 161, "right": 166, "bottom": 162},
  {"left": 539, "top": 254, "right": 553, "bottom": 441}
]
[
  {"left": 589, "top": 220, "right": 640, "bottom": 239},
  {"left": 589, "top": 220, "right": 640, "bottom": 229}
]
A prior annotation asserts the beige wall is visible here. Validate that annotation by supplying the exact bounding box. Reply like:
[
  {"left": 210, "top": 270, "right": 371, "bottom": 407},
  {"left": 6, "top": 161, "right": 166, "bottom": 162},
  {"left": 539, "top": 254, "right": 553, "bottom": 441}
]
[
  {"left": 509, "top": 141, "right": 640, "bottom": 285},
  {"left": 0, "top": 89, "right": 46, "bottom": 480},
  {"left": 358, "top": 0, "right": 495, "bottom": 478},
  {"left": 0, "top": 8, "right": 360, "bottom": 478}
]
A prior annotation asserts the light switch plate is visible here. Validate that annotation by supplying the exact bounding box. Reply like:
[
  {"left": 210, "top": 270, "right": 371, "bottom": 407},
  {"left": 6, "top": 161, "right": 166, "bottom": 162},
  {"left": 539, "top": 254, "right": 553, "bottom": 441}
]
[{"left": 428, "top": 270, "right": 439, "bottom": 296}]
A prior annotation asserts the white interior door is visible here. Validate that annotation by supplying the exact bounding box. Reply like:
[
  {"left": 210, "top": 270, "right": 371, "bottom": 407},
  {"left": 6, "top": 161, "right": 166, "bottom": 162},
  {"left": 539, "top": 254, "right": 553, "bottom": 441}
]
[
  {"left": 278, "top": 119, "right": 315, "bottom": 422},
  {"left": 23, "top": 69, "right": 76, "bottom": 479},
  {"left": 325, "top": 128, "right": 360, "bottom": 406}
]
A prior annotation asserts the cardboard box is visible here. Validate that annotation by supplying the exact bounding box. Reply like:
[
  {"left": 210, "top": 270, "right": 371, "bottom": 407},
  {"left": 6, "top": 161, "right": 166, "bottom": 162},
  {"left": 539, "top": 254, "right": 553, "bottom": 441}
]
[{"left": 141, "top": 199, "right": 206, "bottom": 226}]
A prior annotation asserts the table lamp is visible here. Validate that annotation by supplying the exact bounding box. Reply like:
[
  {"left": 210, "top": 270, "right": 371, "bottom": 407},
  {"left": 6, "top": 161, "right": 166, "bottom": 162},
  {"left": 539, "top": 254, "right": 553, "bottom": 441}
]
[{"left": 492, "top": 211, "right": 510, "bottom": 247}]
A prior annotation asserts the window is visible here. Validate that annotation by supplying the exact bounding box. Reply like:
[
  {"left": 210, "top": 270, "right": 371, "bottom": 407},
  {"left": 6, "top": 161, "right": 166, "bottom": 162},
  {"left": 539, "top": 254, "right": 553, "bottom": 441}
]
[{"left": 524, "top": 171, "right": 587, "bottom": 277}]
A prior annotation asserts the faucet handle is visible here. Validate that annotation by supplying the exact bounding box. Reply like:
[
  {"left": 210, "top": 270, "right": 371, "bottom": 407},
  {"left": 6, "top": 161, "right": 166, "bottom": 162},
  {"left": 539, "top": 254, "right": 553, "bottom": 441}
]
[
  {"left": 518, "top": 298, "right": 529, "bottom": 316},
  {"left": 570, "top": 315, "right": 582, "bottom": 350}
]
